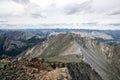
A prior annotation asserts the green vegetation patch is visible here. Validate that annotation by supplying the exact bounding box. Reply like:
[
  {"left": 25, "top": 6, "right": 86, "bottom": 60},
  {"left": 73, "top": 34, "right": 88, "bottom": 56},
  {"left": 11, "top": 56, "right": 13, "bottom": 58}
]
[
  {"left": 45, "top": 55, "right": 81, "bottom": 63},
  {"left": 0, "top": 62, "right": 5, "bottom": 69}
]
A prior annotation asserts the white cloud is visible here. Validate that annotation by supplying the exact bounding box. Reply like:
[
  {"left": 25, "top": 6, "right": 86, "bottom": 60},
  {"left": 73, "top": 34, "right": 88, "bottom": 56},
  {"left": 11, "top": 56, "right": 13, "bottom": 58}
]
[
  {"left": 64, "top": 0, "right": 93, "bottom": 15},
  {"left": 13, "top": 0, "right": 30, "bottom": 5},
  {"left": 0, "top": 0, "right": 120, "bottom": 29},
  {"left": 0, "top": 1, "right": 24, "bottom": 17}
]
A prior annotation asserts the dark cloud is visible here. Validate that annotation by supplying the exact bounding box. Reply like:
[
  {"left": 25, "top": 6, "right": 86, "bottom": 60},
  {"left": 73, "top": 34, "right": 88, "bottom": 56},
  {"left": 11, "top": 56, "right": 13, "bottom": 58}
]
[
  {"left": 109, "top": 10, "right": 120, "bottom": 15},
  {"left": 1, "top": 0, "right": 7, "bottom": 1},
  {"left": 107, "top": 23, "right": 120, "bottom": 26},
  {"left": 64, "top": 0, "right": 93, "bottom": 15},
  {"left": 13, "top": 0, "right": 30, "bottom": 5},
  {"left": 31, "top": 13, "right": 45, "bottom": 18},
  {"left": 0, "top": 20, "right": 8, "bottom": 23},
  {"left": 82, "top": 22, "right": 97, "bottom": 25},
  {"left": 0, "top": 14, "right": 12, "bottom": 18}
]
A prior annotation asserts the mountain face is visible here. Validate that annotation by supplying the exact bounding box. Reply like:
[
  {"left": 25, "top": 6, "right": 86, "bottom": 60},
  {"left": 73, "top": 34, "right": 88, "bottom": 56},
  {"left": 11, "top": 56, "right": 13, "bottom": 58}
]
[
  {"left": 0, "top": 30, "right": 46, "bottom": 56},
  {"left": 19, "top": 33, "right": 120, "bottom": 80}
]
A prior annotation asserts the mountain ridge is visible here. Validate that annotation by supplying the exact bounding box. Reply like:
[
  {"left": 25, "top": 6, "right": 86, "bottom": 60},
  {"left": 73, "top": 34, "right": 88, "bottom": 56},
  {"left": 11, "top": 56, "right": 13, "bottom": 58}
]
[
  {"left": 0, "top": 30, "right": 46, "bottom": 56},
  {"left": 18, "top": 33, "right": 120, "bottom": 80}
]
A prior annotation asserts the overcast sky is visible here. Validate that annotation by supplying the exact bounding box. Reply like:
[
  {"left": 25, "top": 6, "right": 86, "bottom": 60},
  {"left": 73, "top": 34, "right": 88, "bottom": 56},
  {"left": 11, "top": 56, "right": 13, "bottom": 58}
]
[{"left": 0, "top": 0, "right": 120, "bottom": 29}]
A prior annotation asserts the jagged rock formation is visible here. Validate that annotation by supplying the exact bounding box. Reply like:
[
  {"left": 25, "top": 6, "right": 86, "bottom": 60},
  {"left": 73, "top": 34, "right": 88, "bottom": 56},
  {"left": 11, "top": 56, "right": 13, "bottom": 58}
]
[
  {"left": 19, "top": 33, "right": 120, "bottom": 80},
  {"left": 67, "top": 62, "right": 103, "bottom": 80}
]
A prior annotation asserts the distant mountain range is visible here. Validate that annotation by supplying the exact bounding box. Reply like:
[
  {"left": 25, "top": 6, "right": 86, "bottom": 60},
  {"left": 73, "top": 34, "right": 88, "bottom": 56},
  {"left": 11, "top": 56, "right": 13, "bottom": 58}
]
[
  {"left": 22, "top": 29, "right": 120, "bottom": 39},
  {"left": 0, "top": 29, "right": 120, "bottom": 56},
  {"left": 23, "top": 29, "right": 120, "bottom": 46}
]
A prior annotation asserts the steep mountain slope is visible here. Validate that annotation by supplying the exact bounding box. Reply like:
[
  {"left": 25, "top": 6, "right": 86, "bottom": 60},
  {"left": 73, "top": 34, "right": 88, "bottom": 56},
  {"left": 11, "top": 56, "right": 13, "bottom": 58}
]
[
  {"left": 0, "top": 30, "right": 46, "bottom": 56},
  {"left": 19, "top": 33, "right": 120, "bottom": 80}
]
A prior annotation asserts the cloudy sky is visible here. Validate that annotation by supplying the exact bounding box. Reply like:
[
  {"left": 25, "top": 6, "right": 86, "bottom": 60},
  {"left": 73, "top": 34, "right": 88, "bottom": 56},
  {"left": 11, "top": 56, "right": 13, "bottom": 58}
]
[{"left": 0, "top": 0, "right": 120, "bottom": 29}]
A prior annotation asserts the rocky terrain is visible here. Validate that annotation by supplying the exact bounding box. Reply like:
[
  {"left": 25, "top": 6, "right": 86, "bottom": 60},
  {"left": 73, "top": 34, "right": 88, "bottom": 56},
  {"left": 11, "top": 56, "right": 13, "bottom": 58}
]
[
  {"left": 19, "top": 33, "right": 120, "bottom": 80},
  {"left": 67, "top": 62, "right": 103, "bottom": 80},
  {"left": 0, "top": 57, "right": 103, "bottom": 80}
]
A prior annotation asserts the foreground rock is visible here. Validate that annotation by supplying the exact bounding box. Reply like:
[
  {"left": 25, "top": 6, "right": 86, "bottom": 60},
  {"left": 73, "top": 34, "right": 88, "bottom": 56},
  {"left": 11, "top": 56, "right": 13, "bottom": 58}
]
[
  {"left": 0, "top": 58, "right": 70, "bottom": 80},
  {"left": 0, "top": 57, "right": 103, "bottom": 80}
]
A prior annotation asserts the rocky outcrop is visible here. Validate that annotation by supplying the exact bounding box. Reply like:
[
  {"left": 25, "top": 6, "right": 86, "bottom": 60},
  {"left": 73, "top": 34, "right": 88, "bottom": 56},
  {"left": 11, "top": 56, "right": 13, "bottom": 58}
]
[
  {"left": 67, "top": 62, "right": 103, "bottom": 80},
  {"left": 0, "top": 57, "right": 104, "bottom": 80},
  {"left": 0, "top": 57, "right": 71, "bottom": 80}
]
